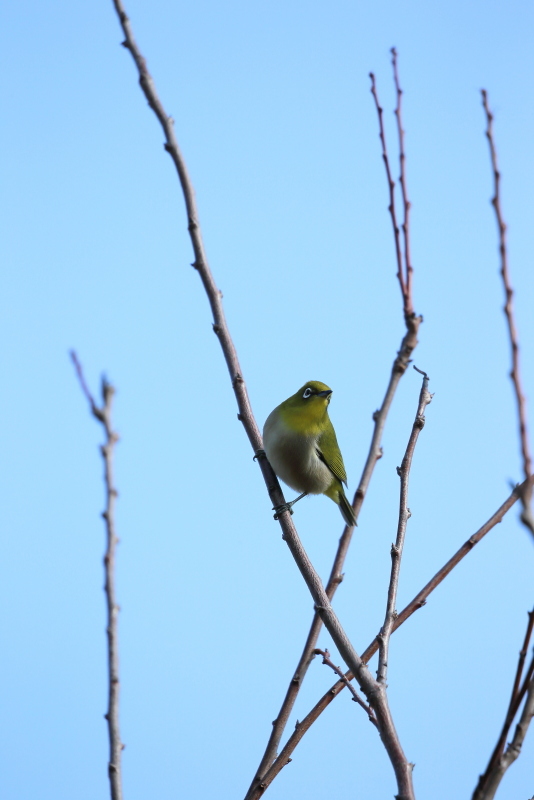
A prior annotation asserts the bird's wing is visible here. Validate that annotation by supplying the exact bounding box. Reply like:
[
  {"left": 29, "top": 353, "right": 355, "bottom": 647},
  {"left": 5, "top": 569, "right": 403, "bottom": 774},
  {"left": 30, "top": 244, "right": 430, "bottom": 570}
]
[{"left": 316, "top": 420, "right": 348, "bottom": 486}]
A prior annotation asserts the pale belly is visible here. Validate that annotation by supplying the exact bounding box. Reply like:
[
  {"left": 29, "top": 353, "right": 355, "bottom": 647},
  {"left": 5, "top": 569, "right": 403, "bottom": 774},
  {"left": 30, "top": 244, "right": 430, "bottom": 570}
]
[{"left": 263, "top": 411, "right": 333, "bottom": 495}]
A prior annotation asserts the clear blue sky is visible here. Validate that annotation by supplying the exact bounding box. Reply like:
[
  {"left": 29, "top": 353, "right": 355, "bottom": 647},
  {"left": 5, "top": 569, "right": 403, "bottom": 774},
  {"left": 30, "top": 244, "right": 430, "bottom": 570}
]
[{"left": 2, "top": 1, "right": 534, "bottom": 798}]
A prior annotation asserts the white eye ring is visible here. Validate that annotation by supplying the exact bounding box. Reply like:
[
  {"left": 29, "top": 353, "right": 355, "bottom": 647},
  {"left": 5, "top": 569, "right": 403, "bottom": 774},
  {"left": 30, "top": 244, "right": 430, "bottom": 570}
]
[{"left": 303, "top": 387, "right": 313, "bottom": 399}]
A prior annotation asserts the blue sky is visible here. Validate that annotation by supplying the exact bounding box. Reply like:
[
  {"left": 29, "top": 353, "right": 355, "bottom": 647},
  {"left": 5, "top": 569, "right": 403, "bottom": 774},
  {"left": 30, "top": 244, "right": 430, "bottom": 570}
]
[{"left": 2, "top": 1, "right": 534, "bottom": 798}]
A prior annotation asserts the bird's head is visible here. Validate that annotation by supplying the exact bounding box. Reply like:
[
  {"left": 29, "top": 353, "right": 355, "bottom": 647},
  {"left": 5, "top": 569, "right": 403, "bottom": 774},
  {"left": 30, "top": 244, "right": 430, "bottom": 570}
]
[{"left": 282, "top": 380, "right": 332, "bottom": 417}]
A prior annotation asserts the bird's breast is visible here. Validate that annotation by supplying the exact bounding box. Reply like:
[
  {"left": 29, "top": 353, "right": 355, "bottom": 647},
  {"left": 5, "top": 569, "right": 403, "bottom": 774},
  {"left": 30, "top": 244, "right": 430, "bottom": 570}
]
[{"left": 263, "top": 410, "right": 333, "bottom": 495}]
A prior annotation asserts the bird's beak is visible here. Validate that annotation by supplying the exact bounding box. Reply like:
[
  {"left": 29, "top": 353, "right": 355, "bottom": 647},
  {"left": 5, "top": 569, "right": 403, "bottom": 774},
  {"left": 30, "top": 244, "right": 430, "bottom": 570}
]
[{"left": 317, "top": 390, "right": 332, "bottom": 397}]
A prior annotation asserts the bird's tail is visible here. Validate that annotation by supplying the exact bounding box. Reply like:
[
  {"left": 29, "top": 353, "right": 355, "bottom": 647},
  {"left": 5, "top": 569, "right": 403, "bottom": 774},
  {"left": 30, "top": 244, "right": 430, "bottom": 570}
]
[{"left": 338, "top": 488, "right": 357, "bottom": 528}]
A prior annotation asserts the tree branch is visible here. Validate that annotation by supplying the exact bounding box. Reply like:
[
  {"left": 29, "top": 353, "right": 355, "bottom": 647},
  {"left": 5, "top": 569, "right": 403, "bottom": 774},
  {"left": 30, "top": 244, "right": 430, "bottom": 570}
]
[
  {"left": 70, "top": 351, "right": 123, "bottom": 800},
  {"left": 481, "top": 89, "right": 534, "bottom": 539},
  {"left": 369, "top": 70, "right": 406, "bottom": 306},
  {"left": 472, "top": 610, "right": 534, "bottom": 800},
  {"left": 256, "top": 479, "right": 528, "bottom": 792},
  {"left": 313, "top": 649, "right": 377, "bottom": 725},
  {"left": 110, "top": 9, "right": 415, "bottom": 799},
  {"left": 473, "top": 674, "right": 534, "bottom": 800},
  {"left": 245, "top": 324, "right": 422, "bottom": 800},
  {"left": 377, "top": 367, "right": 432, "bottom": 685},
  {"left": 271, "top": 510, "right": 416, "bottom": 799},
  {"left": 391, "top": 48, "right": 414, "bottom": 316},
  {"left": 245, "top": 53, "right": 422, "bottom": 800},
  {"left": 468, "top": 89, "right": 534, "bottom": 800}
]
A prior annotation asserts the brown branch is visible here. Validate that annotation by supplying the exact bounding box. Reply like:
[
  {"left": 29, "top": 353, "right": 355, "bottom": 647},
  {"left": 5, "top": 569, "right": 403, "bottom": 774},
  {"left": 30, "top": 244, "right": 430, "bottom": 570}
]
[
  {"left": 245, "top": 55, "right": 422, "bottom": 800},
  {"left": 481, "top": 89, "right": 534, "bottom": 539},
  {"left": 313, "top": 649, "right": 377, "bottom": 725},
  {"left": 391, "top": 48, "right": 414, "bottom": 315},
  {"left": 245, "top": 323, "right": 422, "bottom": 800},
  {"left": 510, "top": 610, "right": 534, "bottom": 707},
  {"left": 256, "top": 479, "right": 528, "bottom": 793},
  {"left": 70, "top": 350, "right": 101, "bottom": 418},
  {"left": 472, "top": 609, "right": 534, "bottom": 800},
  {"left": 111, "top": 9, "right": 415, "bottom": 799},
  {"left": 269, "top": 510, "right": 416, "bottom": 799},
  {"left": 468, "top": 90, "right": 534, "bottom": 800},
  {"left": 70, "top": 351, "right": 123, "bottom": 800},
  {"left": 377, "top": 367, "right": 432, "bottom": 684},
  {"left": 369, "top": 70, "right": 406, "bottom": 305},
  {"left": 473, "top": 674, "right": 534, "bottom": 800}
]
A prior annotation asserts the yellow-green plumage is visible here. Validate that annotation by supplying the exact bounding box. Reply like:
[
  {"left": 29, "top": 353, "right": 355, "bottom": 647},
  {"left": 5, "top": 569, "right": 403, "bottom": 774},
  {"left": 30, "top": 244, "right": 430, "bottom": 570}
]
[{"left": 263, "top": 381, "right": 357, "bottom": 527}]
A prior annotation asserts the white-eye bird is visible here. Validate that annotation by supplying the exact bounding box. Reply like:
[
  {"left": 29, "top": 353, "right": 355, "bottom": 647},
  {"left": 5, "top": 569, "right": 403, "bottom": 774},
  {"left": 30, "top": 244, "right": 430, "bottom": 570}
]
[{"left": 263, "top": 381, "right": 357, "bottom": 526}]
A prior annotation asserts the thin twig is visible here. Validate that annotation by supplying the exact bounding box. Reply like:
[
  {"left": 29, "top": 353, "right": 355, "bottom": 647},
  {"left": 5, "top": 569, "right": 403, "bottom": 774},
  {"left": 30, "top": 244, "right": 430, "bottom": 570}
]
[
  {"left": 71, "top": 350, "right": 100, "bottom": 418},
  {"left": 245, "top": 56, "right": 422, "bottom": 800},
  {"left": 111, "top": 0, "right": 289, "bottom": 515},
  {"left": 510, "top": 610, "right": 534, "bottom": 707},
  {"left": 369, "top": 71, "right": 406, "bottom": 306},
  {"left": 473, "top": 675, "right": 534, "bottom": 800},
  {"left": 70, "top": 351, "right": 123, "bottom": 800},
  {"left": 272, "top": 515, "right": 415, "bottom": 799},
  {"left": 472, "top": 610, "right": 534, "bottom": 800},
  {"left": 246, "top": 326, "right": 422, "bottom": 800},
  {"left": 481, "top": 89, "right": 534, "bottom": 539},
  {"left": 255, "top": 479, "right": 529, "bottom": 793},
  {"left": 313, "top": 649, "right": 377, "bottom": 725},
  {"left": 471, "top": 89, "right": 534, "bottom": 800},
  {"left": 377, "top": 367, "right": 432, "bottom": 685},
  {"left": 391, "top": 48, "right": 414, "bottom": 315},
  {"left": 111, "top": 8, "right": 415, "bottom": 799}
]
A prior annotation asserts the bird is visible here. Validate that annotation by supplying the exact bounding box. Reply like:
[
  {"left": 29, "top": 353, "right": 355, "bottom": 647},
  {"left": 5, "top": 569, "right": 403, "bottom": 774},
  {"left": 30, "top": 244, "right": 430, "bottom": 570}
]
[{"left": 262, "top": 381, "right": 357, "bottom": 527}]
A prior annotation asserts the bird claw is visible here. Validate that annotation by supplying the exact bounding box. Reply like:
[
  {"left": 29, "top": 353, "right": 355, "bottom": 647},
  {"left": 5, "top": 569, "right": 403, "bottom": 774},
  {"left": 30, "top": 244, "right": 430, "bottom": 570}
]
[
  {"left": 272, "top": 503, "right": 294, "bottom": 520},
  {"left": 253, "top": 449, "right": 266, "bottom": 461}
]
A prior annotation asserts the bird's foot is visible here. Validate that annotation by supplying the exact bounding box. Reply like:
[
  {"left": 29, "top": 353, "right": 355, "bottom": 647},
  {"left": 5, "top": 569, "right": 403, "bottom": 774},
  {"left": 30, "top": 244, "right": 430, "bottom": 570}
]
[
  {"left": 272, "top": 502, "right": 294, "bottom": 520},
  {"left": 253, "top": 448, "right": 266, "bottom": 461},
  {"left": 272, "top": 492, "right": 308, "bottom": 520}
]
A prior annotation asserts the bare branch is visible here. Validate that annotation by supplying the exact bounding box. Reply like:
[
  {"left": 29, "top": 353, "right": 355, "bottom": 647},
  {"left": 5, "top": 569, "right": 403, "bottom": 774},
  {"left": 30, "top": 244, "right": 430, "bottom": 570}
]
[
  {"left": 391, "top": 48, "right": 414, "bottom": 314},
  {"left": 275, "top": 515, "right": 415, "bottom": 799},
  {"left": 481, "top": 89, "right": 534, "bottom": 539},
  {"left": 245, "top": 323, "right": 422, "bottom": 800},
  {"left": 70, "top": 350, "right": 101, "bottom": 419},
  {"left": 245, "top": 55, "right": 422, "bottom": 799},
  {"left": 111, "top": 0, "right": 265, "bottom": 456},
  {"left": 313, "top": 649, "right": 377, "bottom": 725},
  {"left": 369, "top": 70, "right": 406, "bottom": 306},
  {"left": 473, "top": 675, "right": 534, "bottom": 800},
  {"left": 257, "top": 479, "right": 528, "bottom": 792},
  {"left": 510, "top": 610, "right": 534, "bottom": 708},
  {"left": 377, "top": 368, "right": 432, "bottom": 685},
  {"left": 111, "top": 10, "right": 415, "bottom": 799},
  {"left": 71, "top": 351, "right": 123, "bottom": 800},
  {"left": 473, "top": 610, "right": 534, "bottom": 800}
]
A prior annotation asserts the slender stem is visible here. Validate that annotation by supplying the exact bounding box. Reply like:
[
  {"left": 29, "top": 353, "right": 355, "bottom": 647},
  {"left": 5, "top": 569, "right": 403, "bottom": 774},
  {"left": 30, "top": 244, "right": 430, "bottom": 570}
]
[
  {"left": 391, "top": 48, "right": 413, "bottom": 316},
  {"left": 509, "top": 611, "right": 534, "bottom": 707},
  {"left": 71, "top": 352, "right": 124, "bottom": 800},
  {"left": 470, "top": 89, "right": 534, "bottom": 800},
  {"left": 377, "top": 368, "right": 432, "bottom": 684},
  {"left": 110, "top": 8, "right": 415, "bottom": 798},
  {"left": 245, "top": 58, "right": 422, "bottom": 800},
  {"left": 111, "top": 0, "right": 264, "bottom": 451},
  {"left": 481, "top": 89, "right": 534, "bottom": 538},
  {"left": 278, "top": 514, "right": 415, "bottom": 799},
  {"left": 473, "top": 674, "right": 534, "bottom": 800},
  {"left": 369, "top": 71, "right": 406, "bottom": 305},
  {"left": 313, "top": 649, "right": 377, "bottom": 725},
  {"left": 256, "top": 480, "right": 528, "bottom": 792},
  {"left": 245, "top": 320, "right": 421, "bottom": 800},
  {"left": 472, "top": 610, "right": 534, "bottom": 800}
]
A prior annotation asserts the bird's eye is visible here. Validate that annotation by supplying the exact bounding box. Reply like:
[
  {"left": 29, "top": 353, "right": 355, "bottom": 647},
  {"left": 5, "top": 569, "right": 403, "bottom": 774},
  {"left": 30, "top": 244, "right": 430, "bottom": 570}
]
[{"left": 303, "top": 387, "right": 313, "bottom": 399}]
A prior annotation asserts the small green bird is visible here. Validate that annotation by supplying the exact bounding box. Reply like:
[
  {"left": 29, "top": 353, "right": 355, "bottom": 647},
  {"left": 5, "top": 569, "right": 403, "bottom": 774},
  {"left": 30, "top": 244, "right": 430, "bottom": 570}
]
[{"left": 263, "top": 381, "right": 357, "bottom": 527}]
